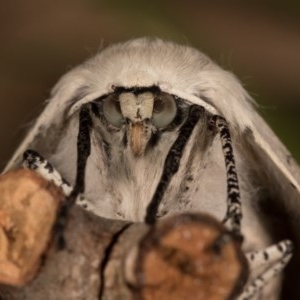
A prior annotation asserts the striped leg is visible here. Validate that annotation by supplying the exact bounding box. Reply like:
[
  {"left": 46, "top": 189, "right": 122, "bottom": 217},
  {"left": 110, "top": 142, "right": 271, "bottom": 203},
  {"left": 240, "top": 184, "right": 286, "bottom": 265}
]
[
  {"left": 213, "top": 116, "right": 242, "bottom": 237},
  {"left": 23, "top": 149, "right": 72, "bottom": 195},
  {"left": 23, "top": 149, "right": 94, "bottom": 212},
  {"left": 145, "top": 105, "right": 203, "bottom": 224},
  {"left": 238, "top": 240, "right": 293, "bottom": 300}
]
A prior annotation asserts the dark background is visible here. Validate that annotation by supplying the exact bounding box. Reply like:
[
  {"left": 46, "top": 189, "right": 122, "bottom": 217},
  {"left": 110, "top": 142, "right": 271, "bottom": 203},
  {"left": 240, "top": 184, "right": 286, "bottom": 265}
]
[{"left": 1, "top": 0, "right": 300, "bottom": 169}]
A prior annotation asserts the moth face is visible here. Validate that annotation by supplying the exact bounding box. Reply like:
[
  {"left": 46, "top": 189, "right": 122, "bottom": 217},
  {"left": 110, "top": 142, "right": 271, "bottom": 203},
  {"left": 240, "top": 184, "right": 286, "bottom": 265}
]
[{"left": 98, "top": 89, "right": 178, "bottom": 156}]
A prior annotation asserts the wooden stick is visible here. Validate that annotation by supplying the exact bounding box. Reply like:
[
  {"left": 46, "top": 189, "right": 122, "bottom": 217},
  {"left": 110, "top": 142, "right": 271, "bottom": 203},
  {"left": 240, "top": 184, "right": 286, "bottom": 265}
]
[{"left": 0, "top": 169, "right": 248, "bottom": 299}]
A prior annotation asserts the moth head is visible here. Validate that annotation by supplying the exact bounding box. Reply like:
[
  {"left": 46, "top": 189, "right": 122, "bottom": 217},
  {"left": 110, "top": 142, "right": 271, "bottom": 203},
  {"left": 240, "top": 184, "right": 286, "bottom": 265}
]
[{"left": 92, "top": 86, "right": 179, "bottom": 156}]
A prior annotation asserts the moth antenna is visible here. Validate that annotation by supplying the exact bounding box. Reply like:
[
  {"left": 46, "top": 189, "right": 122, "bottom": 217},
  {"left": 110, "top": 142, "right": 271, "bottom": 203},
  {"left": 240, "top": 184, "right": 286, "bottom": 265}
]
[
  {"left": 56, "top": 104, "right": 93, "bottom": 249},
  {"left": 145, "top": 105, "right": 204, "bottom": 224},
  {"left": 212, "top": 115, "right": 242, "bottom": 238}
]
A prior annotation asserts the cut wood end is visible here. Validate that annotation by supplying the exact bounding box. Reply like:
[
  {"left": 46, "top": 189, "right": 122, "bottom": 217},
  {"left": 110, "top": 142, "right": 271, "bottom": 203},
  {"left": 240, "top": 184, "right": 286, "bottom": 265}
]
[
  {"left": 0, "top": 169, "right": 64, "bottom": 286},
  {"left": 126, "top": 213, "right": 248, "bottom": 300}
]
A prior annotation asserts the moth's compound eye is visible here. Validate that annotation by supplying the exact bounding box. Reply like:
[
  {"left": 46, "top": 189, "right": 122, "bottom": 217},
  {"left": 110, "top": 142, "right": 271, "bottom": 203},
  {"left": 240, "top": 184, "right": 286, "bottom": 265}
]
[
  {"left": 152, "top": 92, "right": 177, "bottom": 128},
  {"left": 102, "top": 94, "right": 124, "bottom": 128}
]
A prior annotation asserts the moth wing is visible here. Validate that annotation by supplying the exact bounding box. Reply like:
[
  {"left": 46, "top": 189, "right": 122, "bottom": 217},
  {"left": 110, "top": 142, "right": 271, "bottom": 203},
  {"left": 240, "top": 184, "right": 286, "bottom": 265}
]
[
  {"left": 245, "top": 110, "right": 300, "bottom": 202},
  {"left": 3, "top": 67, "right": 91, "bottom": 173},
  {"left": 244, "top": 110, "right": 300, "bottom": 297}
]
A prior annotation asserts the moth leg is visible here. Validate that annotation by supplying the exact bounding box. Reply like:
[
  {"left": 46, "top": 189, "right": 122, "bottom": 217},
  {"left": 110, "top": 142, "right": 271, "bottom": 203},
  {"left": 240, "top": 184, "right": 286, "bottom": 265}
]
[
  {"left": 145, "top": 105, "right": 204, "bottom": 224},
  {"left": 23, "top": 149, "right": 94, "bottom": 212},
  {"left": 213, "top": 116, "right": 242, "bottom": 238},
  {"left": 238, "top": 239, "right": 293, "bottom": 300},
  {"left": 23, "top": 149, "right": 72, "bottom": 195},
  {"left": 55, "top": 104, "right": 93, "bottom": 248}
]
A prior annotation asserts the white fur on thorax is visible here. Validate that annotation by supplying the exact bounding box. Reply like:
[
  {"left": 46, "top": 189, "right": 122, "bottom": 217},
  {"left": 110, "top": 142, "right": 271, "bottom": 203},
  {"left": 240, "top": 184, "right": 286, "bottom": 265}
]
[{"left": 4, "top": 37, "right": 259, "bottom": 170}]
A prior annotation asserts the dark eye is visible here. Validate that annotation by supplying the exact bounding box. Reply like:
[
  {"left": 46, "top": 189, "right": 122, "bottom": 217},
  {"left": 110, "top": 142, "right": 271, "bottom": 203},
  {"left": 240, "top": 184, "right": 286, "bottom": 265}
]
[
  {"left": 153, "top": 92, "right": 177, "bottom": 128},
  {"left": 102, "top": 94, "right": 123, "bottom": 127}
]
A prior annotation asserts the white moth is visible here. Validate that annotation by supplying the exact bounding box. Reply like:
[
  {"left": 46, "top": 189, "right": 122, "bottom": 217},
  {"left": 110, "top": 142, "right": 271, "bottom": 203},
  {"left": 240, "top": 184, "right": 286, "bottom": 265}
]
[{"left": 5, "top": 38, "right": 300, "bottom": 299}]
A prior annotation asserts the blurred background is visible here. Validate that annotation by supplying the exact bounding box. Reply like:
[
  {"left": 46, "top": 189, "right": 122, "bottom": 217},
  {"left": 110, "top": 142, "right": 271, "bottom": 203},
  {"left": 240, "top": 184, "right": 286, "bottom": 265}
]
[{"left": 0, "top": 0, "right": 299, "bottom": 169}]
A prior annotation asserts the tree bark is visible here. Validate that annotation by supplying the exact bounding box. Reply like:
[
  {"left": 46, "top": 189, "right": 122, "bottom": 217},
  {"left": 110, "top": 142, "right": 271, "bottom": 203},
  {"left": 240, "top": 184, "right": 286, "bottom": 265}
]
[{"left": 0, "top": 169, "right": 248, "bottom": 300}]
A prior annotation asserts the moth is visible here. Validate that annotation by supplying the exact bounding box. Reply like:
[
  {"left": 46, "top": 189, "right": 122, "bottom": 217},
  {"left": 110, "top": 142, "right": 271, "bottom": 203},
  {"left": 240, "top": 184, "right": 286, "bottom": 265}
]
[{"left": 4, "top": 38, "right": 300, "bottom": 299}]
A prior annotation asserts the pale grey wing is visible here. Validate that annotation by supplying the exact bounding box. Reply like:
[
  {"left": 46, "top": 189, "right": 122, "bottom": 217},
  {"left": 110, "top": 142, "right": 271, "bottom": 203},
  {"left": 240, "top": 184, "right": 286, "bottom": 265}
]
[
  {"left": 3, "top": 65, "right": 93, "bottom": 173},
  {"left": 4, "top": 98, "right": 76, "bottom": 173},
  {"left": 243, "top": 111, "right": 300, "bottom": 298}
]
